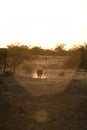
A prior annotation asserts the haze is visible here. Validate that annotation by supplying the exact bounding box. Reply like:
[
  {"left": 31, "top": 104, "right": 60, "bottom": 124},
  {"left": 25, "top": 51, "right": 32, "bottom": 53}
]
[{"left": 0, "top": 0, "right": 87, "bottom": 49}]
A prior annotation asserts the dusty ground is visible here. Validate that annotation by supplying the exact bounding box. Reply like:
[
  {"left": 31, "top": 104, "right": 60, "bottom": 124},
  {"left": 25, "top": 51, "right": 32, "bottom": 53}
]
[{"left": 0, "top": 74, "right": 87, "bottom": 130}]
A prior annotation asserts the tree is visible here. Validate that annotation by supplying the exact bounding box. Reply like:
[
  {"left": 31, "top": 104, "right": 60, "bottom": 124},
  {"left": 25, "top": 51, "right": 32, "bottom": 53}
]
[
  {"left": 54, "top": 43, "right": 66, "bottom": 55},
  {"left": 30, "top": 46, "right": 43, "bottom": 55},
  {"left": 7, "top": 44, "right": 30, "bottom": 74},
  {"left": 0, "top": 48, "right": 8, "bottom": 74},
  {"left": 79, "top": 43, "right": 87, "bottom": 70},
  {"left": 64, "top": 47, "right": 81, "bottom": 69}
]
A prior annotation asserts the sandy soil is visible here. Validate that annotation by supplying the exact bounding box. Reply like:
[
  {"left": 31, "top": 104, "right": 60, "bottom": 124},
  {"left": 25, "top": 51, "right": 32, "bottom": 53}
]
[
  {"left": 15, "top": 77, "right": 69, "bottom": 96},
  {"left": 0, "top": 74, "right": 87, "bottom": 130},
  {"left": 15, "top": 69, "right": 78, "bottom": 96}
]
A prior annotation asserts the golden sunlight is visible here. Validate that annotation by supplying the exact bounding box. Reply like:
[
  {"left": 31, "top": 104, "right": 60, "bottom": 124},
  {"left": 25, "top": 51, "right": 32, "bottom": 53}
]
[{"left": 0, "top": 0, "right": 87, "bottom": 49}]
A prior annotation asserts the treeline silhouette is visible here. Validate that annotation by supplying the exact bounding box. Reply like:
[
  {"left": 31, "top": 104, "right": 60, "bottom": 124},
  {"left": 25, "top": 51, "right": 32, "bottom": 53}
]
[{"left": 0, "top": 43, "right": 87, "bottom": 75}]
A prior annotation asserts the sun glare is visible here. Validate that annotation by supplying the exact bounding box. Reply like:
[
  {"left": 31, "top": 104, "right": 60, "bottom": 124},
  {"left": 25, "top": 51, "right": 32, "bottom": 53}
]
[{"left": 0, "top": 0, "right": 87, "bottom": 49}]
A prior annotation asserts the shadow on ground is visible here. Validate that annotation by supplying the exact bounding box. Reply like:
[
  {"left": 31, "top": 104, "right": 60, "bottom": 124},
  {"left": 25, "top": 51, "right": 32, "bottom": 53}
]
[{"left": 0, "top": 75, "right": 87, "bottom": 130}]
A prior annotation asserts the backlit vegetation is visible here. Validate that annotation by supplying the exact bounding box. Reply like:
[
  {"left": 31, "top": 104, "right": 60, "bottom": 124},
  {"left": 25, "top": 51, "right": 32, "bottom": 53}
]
[{"left": 0, "top": 42, "right": 87, "bottom": 75}]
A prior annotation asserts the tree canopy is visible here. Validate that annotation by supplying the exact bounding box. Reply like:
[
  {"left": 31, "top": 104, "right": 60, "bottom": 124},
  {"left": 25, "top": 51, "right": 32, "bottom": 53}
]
[{"left": 0, "top": 42, "right": 87, "bottom": 75}]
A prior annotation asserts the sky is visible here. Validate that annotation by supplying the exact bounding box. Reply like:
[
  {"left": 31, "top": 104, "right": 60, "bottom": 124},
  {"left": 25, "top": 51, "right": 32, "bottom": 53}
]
[{"left": 0, "top": 0, "right": 87, "bottom": 49}]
